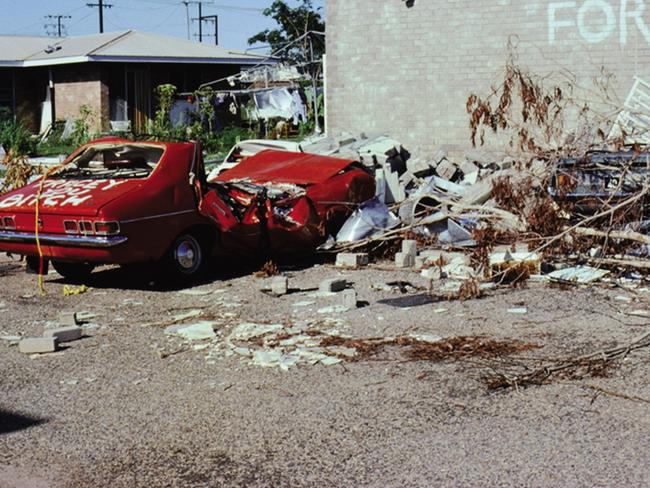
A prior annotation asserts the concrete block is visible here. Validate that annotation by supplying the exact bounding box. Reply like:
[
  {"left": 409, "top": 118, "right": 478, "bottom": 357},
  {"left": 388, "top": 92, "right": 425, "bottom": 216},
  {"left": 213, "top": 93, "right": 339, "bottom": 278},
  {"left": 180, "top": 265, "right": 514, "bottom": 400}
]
[
  {"left": 402, "top": 240, "right": 417, "bottom": 258},
  {"left": 435, "top": 159, "right": 458, "bottom": 181},
  {"left": 374, "top": 168, "right": 387, "bottom": 203},
  {"left": 336, "top": 253, "right": 369, "bottom": 268},
  {"left": 341, "top": 289, "right": 357, "bottom": 309},
  {"left": 270, "top": 276, "right": 288, "bottom": 296},
  {"left": 463, "top": 171, "right": 479, "bottom": 185},
  {"left": 19, "top": 337, "right": 58, "bottom": 354},
  {"left": 384, "top": 169, "right": 406, "bottom": 203},
  {"left": 399, "top": 170, "right": 415, "bottom": 187},
  {"left": 319, "top": 278, "right": 347, "bottom": 293},
  {"left": 43, "top": 326, "right": 82, "bottom": 343},
  {"left": 406, "top": 158, "right": 434, "bottom": 176},
  {"left": 59, "top": 311, "right": 79, "bottom": 327},
  {"left": 398, "top": 200, "right": 415, "bottom": 224},
  {"left": 432, "top": 148, "right": 448, "bottom": 165},
  {"left": 460, "top": 180, "right": 492, "bottom": 205},
  {"left": 395, "top": 251, "right": 415, "bottom": 268},
  {"left": 421, "top": 267, "right": 442, "bottom": 280},
  {"left": 459, "top": 160, "right": 479, "bottom": 176}
]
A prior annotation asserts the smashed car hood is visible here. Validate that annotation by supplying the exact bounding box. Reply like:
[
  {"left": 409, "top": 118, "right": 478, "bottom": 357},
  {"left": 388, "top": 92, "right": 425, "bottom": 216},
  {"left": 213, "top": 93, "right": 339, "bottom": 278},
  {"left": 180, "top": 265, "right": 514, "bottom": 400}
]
[
  {"left": 0, "top": 178, "right": 144, "bottom": 216},
  {"left": 214, "top": 150, "right": 357, "bottom": 186}
]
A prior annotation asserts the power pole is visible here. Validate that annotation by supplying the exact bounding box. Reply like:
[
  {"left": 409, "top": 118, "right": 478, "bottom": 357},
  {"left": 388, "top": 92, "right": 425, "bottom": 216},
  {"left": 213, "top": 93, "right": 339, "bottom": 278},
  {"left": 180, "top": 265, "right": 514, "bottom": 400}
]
[
  {"left": 199, "top": 15, "right": 218, "bottom": 45},
  {"left": 186, "top": 1, "right": 215, "bottom": 43},
  {"left": 182, "top": 1, "right": 191, "bottom": 40},
  {"left": 44, "top": 15, "right": 71, "bottom": 37},
  {"left": 86, "top": 0, "right": 113, "bottom": 34},
  {"left": 198, "top": 2, "right": 202, "bottom": 42}
]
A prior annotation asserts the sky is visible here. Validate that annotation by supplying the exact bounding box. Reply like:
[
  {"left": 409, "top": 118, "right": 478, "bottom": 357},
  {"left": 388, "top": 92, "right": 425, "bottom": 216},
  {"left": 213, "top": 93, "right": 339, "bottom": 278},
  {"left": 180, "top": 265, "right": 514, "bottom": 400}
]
[{"left": 0, "top": 0, "right": 325, "bottom": 52}]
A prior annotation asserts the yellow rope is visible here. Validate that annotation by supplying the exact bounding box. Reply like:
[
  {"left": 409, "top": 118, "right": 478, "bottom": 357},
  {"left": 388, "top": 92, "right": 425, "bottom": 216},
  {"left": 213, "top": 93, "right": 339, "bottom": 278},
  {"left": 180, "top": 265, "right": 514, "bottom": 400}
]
[{"left": 34, "top": 162, "right": 69, "bottom": 295}]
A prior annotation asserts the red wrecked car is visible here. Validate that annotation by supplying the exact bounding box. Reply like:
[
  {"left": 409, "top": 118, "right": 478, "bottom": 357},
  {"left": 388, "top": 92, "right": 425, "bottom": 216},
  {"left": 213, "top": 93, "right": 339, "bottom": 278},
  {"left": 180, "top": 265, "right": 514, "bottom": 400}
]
[{"left": 0, "top": 138, "right": 374, "bottom": 281}]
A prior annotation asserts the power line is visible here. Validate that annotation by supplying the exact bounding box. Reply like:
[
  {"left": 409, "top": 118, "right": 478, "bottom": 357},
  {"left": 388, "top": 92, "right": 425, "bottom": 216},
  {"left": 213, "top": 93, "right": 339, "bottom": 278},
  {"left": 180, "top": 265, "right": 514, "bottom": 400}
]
[
  {"left": 87, "top": 0, "right": 114, "bottom": 33},
  {"left": 9, "top": 5, "right": 86, "bottom": 35},
  {"left": 66, "top": 11, "right": 96, "bottom": 32},
  {"left": 44, "top": 15, "right": 72, "bottom": 37}
]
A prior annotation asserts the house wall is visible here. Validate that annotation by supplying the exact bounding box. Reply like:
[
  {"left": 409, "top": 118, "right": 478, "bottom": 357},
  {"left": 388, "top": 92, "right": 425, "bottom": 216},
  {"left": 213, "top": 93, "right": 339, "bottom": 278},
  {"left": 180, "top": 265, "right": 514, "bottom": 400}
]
[
  {"left": 53, "top": 64, "right": 106, "bottom": 132},
  {"left": 326, "top": 0, "right": 650, "bottom": 156}
]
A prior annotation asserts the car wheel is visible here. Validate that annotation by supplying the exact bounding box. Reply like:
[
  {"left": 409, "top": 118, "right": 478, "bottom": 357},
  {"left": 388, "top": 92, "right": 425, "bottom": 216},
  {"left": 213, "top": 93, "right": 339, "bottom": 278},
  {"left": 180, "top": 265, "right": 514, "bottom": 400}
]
[
  {"left": 165, "top": 233, "right": 205, "bottom": 281},
  {"left": 51, "top": 261, "right": 95, "bottom": 281}
]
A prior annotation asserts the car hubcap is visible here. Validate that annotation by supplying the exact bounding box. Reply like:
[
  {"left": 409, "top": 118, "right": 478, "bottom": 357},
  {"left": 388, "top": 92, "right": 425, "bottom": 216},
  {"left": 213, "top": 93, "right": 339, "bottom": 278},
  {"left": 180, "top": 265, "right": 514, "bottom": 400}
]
[{"left": 176, "top": 239, "right": 199, "bottom": 271}]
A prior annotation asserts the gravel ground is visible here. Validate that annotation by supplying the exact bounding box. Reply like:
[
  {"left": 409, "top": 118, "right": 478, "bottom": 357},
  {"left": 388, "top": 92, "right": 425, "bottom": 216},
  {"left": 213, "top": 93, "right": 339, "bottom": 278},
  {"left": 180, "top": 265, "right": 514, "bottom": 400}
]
[{"left": 1, "top": 253, "right": 650, "bottom": 487}]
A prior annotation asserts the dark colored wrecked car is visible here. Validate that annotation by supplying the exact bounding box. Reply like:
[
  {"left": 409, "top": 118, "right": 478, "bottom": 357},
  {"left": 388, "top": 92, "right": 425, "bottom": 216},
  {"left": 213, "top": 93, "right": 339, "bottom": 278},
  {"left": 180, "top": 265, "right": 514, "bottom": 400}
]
[
  {"left": 549, "top": 149, "right": 650, "bottom": 213},
  {"left": 0, "top": 138, "right": 375, "bottom": 281}
]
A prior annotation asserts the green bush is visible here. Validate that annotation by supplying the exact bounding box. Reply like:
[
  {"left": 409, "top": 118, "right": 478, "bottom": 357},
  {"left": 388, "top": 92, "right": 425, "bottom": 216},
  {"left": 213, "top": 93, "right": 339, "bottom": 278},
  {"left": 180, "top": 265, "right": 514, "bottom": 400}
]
[
  {"left": 0, "top": 119, "right": 36, "bottom": 156},
  {"left": 70, "top": 105, "right": 94, "bottom": 147},
  {"left": 203, "top": 126, "right": 256, "bottom": 156}
]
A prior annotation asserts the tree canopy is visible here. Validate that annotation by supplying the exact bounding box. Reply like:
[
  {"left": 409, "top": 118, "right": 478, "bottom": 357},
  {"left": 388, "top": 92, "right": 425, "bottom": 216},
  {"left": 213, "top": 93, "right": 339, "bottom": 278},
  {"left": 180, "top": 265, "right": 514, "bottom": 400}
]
[{"left": 248, "top": 0, "right": 325, "bottom": 63}]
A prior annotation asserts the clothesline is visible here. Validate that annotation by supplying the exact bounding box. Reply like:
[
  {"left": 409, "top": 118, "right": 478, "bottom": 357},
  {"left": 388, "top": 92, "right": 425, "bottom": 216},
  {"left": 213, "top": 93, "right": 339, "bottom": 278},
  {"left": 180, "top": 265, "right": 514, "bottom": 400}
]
[{"left": 195, "top": 30, "right": 326, "bottom": 91}]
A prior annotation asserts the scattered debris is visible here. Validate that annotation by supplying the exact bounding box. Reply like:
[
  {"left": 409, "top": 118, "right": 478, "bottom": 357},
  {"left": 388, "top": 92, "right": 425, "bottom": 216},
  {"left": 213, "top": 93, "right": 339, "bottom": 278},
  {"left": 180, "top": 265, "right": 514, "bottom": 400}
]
[
  {"left": 485, "top": 330, "right": 650, "bottom": 390},
  {"left": 548, "top": 267, "right": 610, "bottom": 285},
  {"left": 269, "top": 276, "right": 289, "bottom": 296},
  {"left": 335, "top": 252, "right": 369, "bottom": 268},
  {"left": 319, "top": 278, "right": 347, "bottom": 293},
  {"left": 320, "top": 335, "right": 538, "bottom": 363},
  {"left": 254, "top": 260, "right": 280, "bottom": 277},
  {"left": 43, "top": 326, "right": 82, "bottom": 343},
  {"left": 59, "top": 311, "right": 79, "bottom": 327},
  {"left": 507, "top": 307, "right": 528, "bottom": 315},
  {"left": 165, "top": 321, "right": 218, "bottom": 341},
  {"left": 19, "top": 337, "right": 58, "bottom": 354},
  {"left": 340, "top": 289, "right": 358, "bottom": 309},
  {"left": 63, "top": 285, "right": 89, "bottom": 296}
]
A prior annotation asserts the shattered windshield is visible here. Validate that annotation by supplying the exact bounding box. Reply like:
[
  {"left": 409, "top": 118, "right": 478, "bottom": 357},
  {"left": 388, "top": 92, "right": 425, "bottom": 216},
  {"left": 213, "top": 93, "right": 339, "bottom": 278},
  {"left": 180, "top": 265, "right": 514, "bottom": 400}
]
[{"left": 53, "top": 144, "right": 165, "bottom": 180}]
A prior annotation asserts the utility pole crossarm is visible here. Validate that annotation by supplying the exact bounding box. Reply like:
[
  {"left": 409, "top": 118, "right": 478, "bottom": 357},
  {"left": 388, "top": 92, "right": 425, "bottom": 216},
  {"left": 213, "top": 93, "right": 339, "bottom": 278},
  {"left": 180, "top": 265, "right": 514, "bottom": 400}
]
[
  {"left": 45, "top": 14, "right": 71, "bottom": 37},
  {"left": 188, "top": 2, "right": 218, "bottom": 43}
]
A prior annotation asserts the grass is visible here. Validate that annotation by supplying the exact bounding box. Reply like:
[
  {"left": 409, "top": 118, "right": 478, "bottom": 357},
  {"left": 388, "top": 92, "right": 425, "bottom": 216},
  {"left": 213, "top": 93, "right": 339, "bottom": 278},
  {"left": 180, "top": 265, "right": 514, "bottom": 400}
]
[{"left": 35, "top": 142, "right": 75, "bottom": 157}]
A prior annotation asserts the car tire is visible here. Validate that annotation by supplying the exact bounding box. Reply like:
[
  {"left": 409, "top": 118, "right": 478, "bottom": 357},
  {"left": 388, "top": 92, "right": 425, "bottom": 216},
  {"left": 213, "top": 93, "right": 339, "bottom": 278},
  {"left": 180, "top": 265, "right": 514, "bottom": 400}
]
[
  {"left": 164, "top": 233, "right": 206, "bottom": 282},
  {"left": 51, "top": 261, "right": 95, "bottom": 282}
]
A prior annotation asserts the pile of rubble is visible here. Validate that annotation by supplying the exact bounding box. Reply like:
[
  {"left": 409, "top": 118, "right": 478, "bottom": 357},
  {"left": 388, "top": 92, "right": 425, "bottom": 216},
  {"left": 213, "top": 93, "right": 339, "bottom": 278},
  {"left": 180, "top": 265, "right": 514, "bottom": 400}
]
[{"left": 301, "top": 131, "right": 650, "bottom": 290}]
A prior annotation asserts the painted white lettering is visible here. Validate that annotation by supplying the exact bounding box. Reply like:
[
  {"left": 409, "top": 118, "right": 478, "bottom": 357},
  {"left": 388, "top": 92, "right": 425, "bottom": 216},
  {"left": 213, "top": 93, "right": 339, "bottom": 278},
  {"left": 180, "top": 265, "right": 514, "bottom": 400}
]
[
  {"left": 578, "top": 0, "right": 617, "bottom": 43},
  {"left": 620, "top": 0, "right": 650, "bottom": 44},
  {"left": 41, "top": 194, "right": 68, "bottom": 207},
  {"left": 60, "top": 195, "right": 93, "bottom": 206},
  {"left": 101, "top": 179, "right": 125, "bottom": 191},
  {"left": 0, "top": 194, "right": 26, "bottom": 208},
  {"left": 549, "top": 1, "right": 578, "bottom": 43}
]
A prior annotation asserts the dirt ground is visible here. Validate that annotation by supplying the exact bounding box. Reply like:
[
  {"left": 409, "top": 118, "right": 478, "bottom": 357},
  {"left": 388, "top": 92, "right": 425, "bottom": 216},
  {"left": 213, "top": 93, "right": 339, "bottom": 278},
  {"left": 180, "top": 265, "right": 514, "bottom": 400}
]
[{"left": 1, "top": 252, "right": 650, "bottom": 487}]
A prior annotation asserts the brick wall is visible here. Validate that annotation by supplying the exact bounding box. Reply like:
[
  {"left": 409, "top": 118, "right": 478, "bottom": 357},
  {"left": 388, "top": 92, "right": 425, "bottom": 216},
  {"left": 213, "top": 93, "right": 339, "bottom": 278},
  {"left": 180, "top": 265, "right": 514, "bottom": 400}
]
[
  {"left": 326, "top": 0, "right": 650, "bottom": 156},
  {"left": 54, "top": 64, "right": 106, "bottom": 132}
]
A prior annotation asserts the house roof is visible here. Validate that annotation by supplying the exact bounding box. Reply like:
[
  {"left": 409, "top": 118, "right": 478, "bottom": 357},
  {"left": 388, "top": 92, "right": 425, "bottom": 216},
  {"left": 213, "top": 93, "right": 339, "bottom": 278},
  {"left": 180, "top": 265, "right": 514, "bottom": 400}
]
[{"left": 0, "top": 30, "right": 270, "bottom": 67}]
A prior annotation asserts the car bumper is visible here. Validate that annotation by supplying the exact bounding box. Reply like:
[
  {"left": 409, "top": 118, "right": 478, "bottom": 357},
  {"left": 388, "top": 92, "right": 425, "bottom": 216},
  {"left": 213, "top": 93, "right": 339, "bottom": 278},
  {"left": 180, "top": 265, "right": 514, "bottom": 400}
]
[{"left": 0, "top": 231, "right": 127, "bottom": 248}]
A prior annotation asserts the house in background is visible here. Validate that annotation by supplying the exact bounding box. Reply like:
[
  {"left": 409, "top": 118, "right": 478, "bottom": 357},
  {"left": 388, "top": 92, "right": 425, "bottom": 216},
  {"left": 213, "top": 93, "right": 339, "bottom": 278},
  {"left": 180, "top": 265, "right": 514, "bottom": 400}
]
[{"left": 0, "top": 30, "right": 269, "bottom": 134}]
